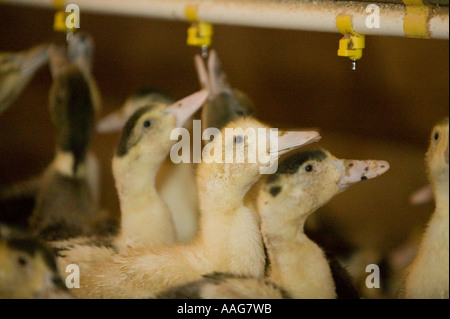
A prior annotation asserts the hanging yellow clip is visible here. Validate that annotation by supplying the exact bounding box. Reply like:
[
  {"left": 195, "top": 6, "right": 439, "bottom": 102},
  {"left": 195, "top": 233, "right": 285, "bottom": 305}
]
[
  {"left": 185, "top": 5, "right": 213, "bottom": 58},
  {"left": 337, "top": 15, "right": 365, "bottom": 70},
  {"left": 53, "top": 0, "right": 75, "bottom": 38}
]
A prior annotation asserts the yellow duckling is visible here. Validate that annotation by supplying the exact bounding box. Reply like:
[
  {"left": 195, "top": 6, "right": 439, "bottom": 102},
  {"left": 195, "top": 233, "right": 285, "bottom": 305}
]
[
  {"left": 62, "top": 117, "right": 320, "bottom": 298},
  {"left": 158, "top": 149, "right": 389, "bottom": 299},
  {"left": 404, "top": 117, "right": 449, "bottom": 299},
  {"left": 113, "top": 90, "right": 207, "bottom": 249}
]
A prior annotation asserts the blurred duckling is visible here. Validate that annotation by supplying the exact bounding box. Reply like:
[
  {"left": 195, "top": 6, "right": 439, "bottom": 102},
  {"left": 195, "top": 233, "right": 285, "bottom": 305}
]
[
  {"left": 194, "top": 49, "right": 254, "bottom": 131},
  {"left": 404, "top": 117, "right": 449, "bottom": 299},
  {"left": 0, "top": 34, "right": 101, "bottom": 228},
  {"left": 0, "top": 44, "right": 49, "bottom": 115},
  {"left": 0, "top": 224, "right": 72, "bottom": 299},
  {"left": 28, "top": 37, "right": 108, "bottom": 241},
  {"left": 63, "top": 118, "right": 320, "bottom": 298},
  {"left": 158, "top": 149, "right": 389, "bottom": 299}
]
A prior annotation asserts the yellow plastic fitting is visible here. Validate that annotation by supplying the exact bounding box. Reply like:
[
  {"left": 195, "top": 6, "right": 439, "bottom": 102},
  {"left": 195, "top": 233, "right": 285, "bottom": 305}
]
[
  {"left": 337, "top": 15, "right": 365, "bottom": 62},
  {"left": 53, "top": 0, "right": 74, "bottom": 33},
  {"left": 185, "top": 5, "right": 213, "bottom": 48}
]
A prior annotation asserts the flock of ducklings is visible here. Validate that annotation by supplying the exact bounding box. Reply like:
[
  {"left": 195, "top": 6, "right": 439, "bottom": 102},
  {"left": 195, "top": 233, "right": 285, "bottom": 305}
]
[{"left": 0, "top": 33, "right": 448, "bottom": 299}]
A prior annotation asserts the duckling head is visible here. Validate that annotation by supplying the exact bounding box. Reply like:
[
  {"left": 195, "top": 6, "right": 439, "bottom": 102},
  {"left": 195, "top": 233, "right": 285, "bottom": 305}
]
[
  {"left": 0, "top": 44, "right": 50, "bottom": 114},
  {"left": 195, "top": 50, "right": 255, "bottom": 131},
  {"left": 96, "top": 88, "right": 176, "bottom": 134},
  {"left": 48, "top": 44, "right": 96, "bottom": 175},
  {"left": 426, "top": 117, "right": 449, "bottom": 192},
  {"left": 67, "top": 32, "right": 94, "bottom": 79},
  {"left": 258, "top": 149, "right": 390, "bottom": 225},
  {"left": 113, "top": 90, "right": 208, "bottom": 172},
  {"left": 197, "top": 117, "right": 321, "bottom": 203},
  {"left": 0, "top": 235, "right": 71, "bottom": 299}
]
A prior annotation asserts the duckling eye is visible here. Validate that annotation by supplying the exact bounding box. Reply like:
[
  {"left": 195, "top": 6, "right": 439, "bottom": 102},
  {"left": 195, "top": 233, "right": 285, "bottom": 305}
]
[
  {"left": 234, "top": 136, "right": 244, "bottom": 144},
  {"left": 236, "top": 110, "right": 244, "bottom": 116},
  {"left": 17, "top": 256, "right": 28, "bottom": 267},
  {"left": 305, "top": 165, "right": 314, "bottom": 172},
  {"left": 434, "top": 132, "right": 440, "bottom": 141},
  {"left": 143, "top": 120, "right": 151, "bottom": 128}
]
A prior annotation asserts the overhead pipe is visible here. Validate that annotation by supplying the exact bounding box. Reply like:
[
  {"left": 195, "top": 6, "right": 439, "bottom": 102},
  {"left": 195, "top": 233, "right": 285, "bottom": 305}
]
[{"left": 2, "top": 0, "right": 448, "bottom": 39}]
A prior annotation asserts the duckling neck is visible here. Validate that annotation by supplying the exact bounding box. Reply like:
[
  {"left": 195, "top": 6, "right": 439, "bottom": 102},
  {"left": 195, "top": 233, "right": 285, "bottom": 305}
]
[
  {"left": 113, "top": 157, "right": 176, "bottom": 248},
  {"left": 433, "top": 176, "right": 449, "bottom": 218},
  {"left": 262, "top": 215, "right": 336, "bottom": 299},
  {"left": 52, "top": 150, "right": 87, "bottom": 178},
  {"left": 405, "top": 178, "right": 449, "bottom": 299},
  {"left": 196, "top": 177, "right": 265, "bottom": 278}
]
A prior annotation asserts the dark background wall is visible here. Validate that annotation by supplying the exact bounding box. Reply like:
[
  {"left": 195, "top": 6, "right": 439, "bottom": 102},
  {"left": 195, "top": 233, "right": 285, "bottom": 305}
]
[{"left": 0, "top": 4, "right": 448, "bottom": 257}]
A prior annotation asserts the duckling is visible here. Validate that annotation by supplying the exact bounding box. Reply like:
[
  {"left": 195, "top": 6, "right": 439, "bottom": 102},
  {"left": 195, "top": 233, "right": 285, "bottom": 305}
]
[
  {"left": 0, "top": 44, "right": 49, "bottom": 115},
  {"left": 61, "top": 117, "right": 320, "bottom": 298},
  {"left": 28, "top": 38, "right": 108, "bottom": 241},
  {"left": 113, "top": 90, "right": 208, "bottom": 249},
  {"left": 158, "top": 149, "right": 389, "bottom": 299},
  {"left": 0, "top": 224, "right": 72, "bottom": 299},
  {"left": 95, "top": 88, "right": 200, "bottom": 244},
  {"left": 404, "top": 117, "right": 449, "bottom": 299}
]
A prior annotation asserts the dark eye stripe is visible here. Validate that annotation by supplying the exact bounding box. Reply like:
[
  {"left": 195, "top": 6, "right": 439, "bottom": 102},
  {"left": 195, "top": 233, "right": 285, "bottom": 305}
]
[
  {"left": 274, "top": 150, "right": 326, "bottom": 176},
  {"left": 116, "top": 106, "right": 153, "bottom": 157}
]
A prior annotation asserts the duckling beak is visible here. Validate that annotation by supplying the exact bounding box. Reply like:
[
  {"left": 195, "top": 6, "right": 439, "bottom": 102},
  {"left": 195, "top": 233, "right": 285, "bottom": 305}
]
[
  {"left": 194, "top": 54, "right": 210, "bottom": 93},
  {"left": 275, "top": 131, "right": 322, "bottom": 157},
  {"left": 207, "top": 50, "right": 233, "bottom": 98},
  {"left": 332, "top": 159, "right": 390, "bottom": 190},
  {"left": 19, "top": 44, "right": 50, "bottom": 78},
  {"left": 165, "top": 89, "right": 208, "bottom": 127}
]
